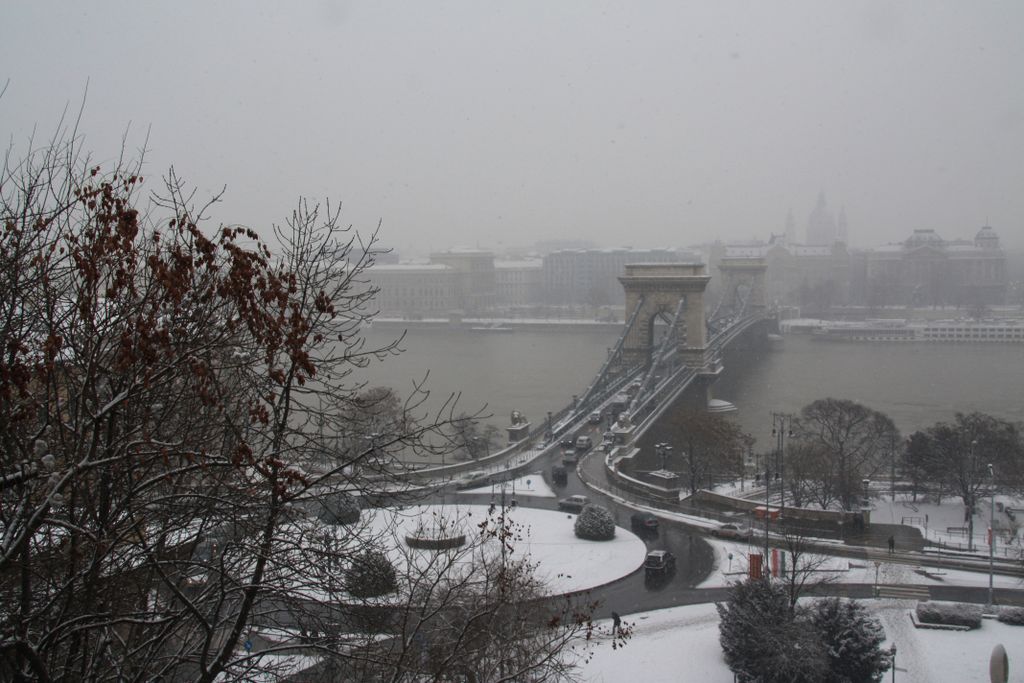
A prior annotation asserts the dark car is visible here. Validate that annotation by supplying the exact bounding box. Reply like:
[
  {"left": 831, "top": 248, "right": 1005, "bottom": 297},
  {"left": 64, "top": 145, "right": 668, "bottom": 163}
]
[
  {"left": 630, "top": 512, "right": 659, "bottom": 534},
  {"left": 551, "top": 465, "right": 568, "bottom": 486},
  {"left": 644, "top": 549, "right": 676, "bottom": 574},
  {"left": 560, "top": 439, "right": 575, "bottom": 451}
]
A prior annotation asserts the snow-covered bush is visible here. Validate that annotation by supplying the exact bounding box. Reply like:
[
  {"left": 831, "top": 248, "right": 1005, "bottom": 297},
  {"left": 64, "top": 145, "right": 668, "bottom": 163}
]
[
  {"left": 318, "top": 492, "right": 361, "bottom": 525},
  {"left": 915, "top": 601, "right": 983, "bottom": 629},
  {"left": 717, "top": 579, "right": 827, "bottom": 682},
  {"left": 573, "top": 504, "right": 616, "bottom": 541},
  {"left": 811, "top": 597, "right": 891, "bottom": 682},
  {"left": 345, "top": 550, "right": 397, "bottom": 598},
  {"left": 997, "top": 606, "right": 1024, "bottom": 626}
]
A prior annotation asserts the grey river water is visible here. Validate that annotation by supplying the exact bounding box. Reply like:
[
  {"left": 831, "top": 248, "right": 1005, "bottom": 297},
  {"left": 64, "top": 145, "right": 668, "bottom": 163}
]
[{"left": 360, "top": 324, "right": 1024, "bottom": 451}]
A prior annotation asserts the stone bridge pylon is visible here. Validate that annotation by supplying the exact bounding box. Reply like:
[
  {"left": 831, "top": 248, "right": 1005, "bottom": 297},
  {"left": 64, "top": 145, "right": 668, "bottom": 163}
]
[
  {"left": 716, "top": 256, "right": 768, "bottom": 313},
  {"left": 618, "top": 263, "right": 711, "bottom": 371}
]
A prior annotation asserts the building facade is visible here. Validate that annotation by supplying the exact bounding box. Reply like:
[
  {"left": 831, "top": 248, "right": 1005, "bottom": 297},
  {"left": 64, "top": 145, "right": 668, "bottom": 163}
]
[
  {"left": 541, "top": 248, "right": 698, "bottom": 306},
  {"left": 855, "top": 227, "right": 1007, "bottom": 307},
  {"left": 369, "top": 264, "right": 455, "bottom": 318},
  {"left": 494, "top": 259, "right": 543, "bottom": 308},
  {"left": 429, "top": 249, "right": 497, "bottom": 314}
]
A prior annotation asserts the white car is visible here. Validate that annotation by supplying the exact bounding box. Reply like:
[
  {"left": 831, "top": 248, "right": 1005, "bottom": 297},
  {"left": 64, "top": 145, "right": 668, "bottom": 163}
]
[{"left": 557, "top": 495, "right": 590, "bottom": 513}]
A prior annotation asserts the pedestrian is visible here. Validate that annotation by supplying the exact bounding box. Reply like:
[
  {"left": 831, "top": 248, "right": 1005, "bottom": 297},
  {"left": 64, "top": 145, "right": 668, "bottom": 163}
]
[
  {"left": 887, "top": 535, "right": 895, "bottom": 554},
  {"left": 611, "top": 611, "right": 621, "bottom": 635}
]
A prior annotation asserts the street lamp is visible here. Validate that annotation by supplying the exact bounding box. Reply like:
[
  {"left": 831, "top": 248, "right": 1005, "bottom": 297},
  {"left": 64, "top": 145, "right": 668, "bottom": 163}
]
[
  {"left": 771, "top": 413, "right": 793, "bottom": 511},
  {"left": 988, "top": 463, "right": 995, "bottom": 607},
  {"left": 968, "top": 439, "right": 978, "bottom": 551},
  {"left": 890, "top": 643, "right": 897, "bottom": 682}
]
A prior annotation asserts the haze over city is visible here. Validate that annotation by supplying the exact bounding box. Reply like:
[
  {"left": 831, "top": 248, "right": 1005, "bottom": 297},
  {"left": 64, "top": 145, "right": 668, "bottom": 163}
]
[{"left": 3, "top": 2, "right": 1022, "bottom": 255}]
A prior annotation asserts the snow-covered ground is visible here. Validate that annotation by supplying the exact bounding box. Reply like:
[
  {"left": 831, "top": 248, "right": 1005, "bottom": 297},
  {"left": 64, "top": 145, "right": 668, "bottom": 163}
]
[
  {"left": 581, "top": 601, "right": 1024, "bottom": 683},
  {"left": 456, "top": 472, "right": 557, "bottom": 497},
  {"left": 367, "top": 503, "right": 646, "bottom": 595}
]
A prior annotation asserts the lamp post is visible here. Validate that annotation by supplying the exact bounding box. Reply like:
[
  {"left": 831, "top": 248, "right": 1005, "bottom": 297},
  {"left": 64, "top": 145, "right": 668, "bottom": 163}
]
[
  {"left": 890, "top": 643, "right": 897, "bottom": 682},
  {"left": 968, "top": 439, "right": 978, "bottom": 551},
  {"left": 764, "top": 447, "right": 771, "bottom": 574},
  {"left": 988, "top": 463, "right": 995, "bottom": 607},
  {"left": 771, "top": 413, "right": 793, "bottom": 511}
]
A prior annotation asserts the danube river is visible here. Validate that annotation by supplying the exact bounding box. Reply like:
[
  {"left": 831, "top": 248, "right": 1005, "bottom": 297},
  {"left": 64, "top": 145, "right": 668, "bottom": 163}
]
[{"left": 360, "top": 324, "right": 1024, "bottom": 450}]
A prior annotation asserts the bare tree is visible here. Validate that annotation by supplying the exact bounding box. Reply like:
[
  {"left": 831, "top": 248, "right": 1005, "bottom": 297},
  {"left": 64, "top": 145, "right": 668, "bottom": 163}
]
[
  {"left": 913, "top": 413, "right": 1024, "bottom": 548},
  {"left": 654, "top": 410, "right": 749, "bottom": 494},
  {"left": 777, "top": 523, "right": 837, "bottom": 611},
  {"left": 0, "top": 125, "right": 476, "bottom": 680},
  {"left": 791, "top": 399, "right": 899, "bottom": 511}
]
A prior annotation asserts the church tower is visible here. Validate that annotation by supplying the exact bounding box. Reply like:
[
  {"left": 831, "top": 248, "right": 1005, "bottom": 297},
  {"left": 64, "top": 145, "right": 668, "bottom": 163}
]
[{"left": 805, "top": 191, "right": 837, "bottom": 245}]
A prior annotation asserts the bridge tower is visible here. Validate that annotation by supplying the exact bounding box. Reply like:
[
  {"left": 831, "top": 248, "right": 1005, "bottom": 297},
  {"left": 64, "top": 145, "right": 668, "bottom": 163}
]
[
  {"left": 715, "top": 257, "right": 768, "bottom": 312},
  {"left": 618, "top": 263, "right": 711, "bottom": 371}
]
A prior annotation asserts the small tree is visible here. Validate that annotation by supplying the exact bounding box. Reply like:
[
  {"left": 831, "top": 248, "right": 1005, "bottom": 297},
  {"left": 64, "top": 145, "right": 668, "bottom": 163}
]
[
  {"left": 318, "top": 492, "right": 361, "bottom": 525},
  {"left": 811, "top": 598, "right": 891, "bottom": 683},
  {"left": 574, "top": 504, "right": 616, "bottom": 541},
  {"left": 345, "top": 550, "right": 398, "bottom": 598}
]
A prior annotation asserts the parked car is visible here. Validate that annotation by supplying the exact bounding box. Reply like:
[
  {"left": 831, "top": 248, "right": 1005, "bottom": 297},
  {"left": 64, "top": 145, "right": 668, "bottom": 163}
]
[
  {"left": 588, "top": 410, "right": 602, "bottom": 424},
  {"left": 557, "top": 495, "right": 590, "bottom": 513},
  {"left": 710, "top": 523, "right": 752, "bottom": 540},
  {"left": 550, "top": 465, "right": 567, "bottom": 486},
  {"left": 643, "top": 549, "right": 676, "bottom": 573},
  {"left": 575, "top": 435, "right": 593, "bottom": 452},
  {"left": 630, "top": 512, "right": 659, "bottom": 534}
]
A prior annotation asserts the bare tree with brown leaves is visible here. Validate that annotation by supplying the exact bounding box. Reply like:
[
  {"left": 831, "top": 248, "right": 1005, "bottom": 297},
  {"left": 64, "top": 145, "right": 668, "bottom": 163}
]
[{"left": 0, "top": 124, "right": 599, "bottom": 681}]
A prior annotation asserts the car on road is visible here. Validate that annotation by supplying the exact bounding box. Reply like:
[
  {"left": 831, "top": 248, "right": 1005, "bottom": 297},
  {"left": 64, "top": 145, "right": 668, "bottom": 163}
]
[
  {"left": 710, "top": 523, "right": 753, "bottom": 540},
  {"left": 557, "top": 495, "right": 590, "bottom": 513},
  {"left": 559, "top": 439, "right": 575, "bottom": 451},
  {"left": 588, "top": 410, "right": 602, "bottom": 424},
  {"left": 575, "top": 435, "right": 593, "bottom": 452},
  {"left": 550, "top": 465, "right": 567, "bottom": 486},
  {"left": 561, "top": 449, "right": 578, "bottom": 465},
  {"left": 643, "top": 549, "right": 676, "bottom": 574},
  {"left": 630, "top": 512, "right": 659, "bottom": 534}
]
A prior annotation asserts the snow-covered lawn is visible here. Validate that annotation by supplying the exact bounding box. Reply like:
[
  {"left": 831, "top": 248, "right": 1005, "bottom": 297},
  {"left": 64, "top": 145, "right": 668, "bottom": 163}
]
[
  {"left": 372, "top": 504, "right": 646, "bottom": 594},
  {"left": 456, "top": 472, "right": 557, "bottom": 497},
  {"left": 581, "top": 601, "right": 1024, "bottom": 683}
]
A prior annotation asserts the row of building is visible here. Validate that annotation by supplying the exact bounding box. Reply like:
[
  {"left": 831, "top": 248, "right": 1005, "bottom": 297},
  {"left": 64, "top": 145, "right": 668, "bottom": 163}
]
[{"left": 368, "top": 226, "right": 1011, "bottom": 318}]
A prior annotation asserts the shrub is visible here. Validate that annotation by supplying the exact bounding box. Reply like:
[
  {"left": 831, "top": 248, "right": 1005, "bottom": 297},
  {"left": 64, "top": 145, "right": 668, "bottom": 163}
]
[
  {"left": 345, "top": 550, "right": 397, "bottom": 598},
  {"left": 717, "top": 579, "right": 828, "bottom": 682},
  {"left": 997, "top": 606, "right": 1024, "bottom": 626},
  {"left": 915, "top": 601, "right": 983, "bottom": 629},
  {"left": 318, "top": 493, "right": 361, "bottom": 525},
  {"left": 811, "top": 597, "right": 891, "bottom": 682},
  {"left": 573, "top": 504, "right": 616, "bottom": 541}
]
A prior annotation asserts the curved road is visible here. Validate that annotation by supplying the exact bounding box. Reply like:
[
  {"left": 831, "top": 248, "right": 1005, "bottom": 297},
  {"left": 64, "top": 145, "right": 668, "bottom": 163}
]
[{"left": 450, "top": 435, "right": 1024, "bottom": 622}]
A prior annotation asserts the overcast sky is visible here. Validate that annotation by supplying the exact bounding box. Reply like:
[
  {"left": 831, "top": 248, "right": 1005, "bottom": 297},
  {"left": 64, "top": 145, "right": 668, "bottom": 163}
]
[{"left": 3, "top": 2, "right": 1022, "bottom": 256}]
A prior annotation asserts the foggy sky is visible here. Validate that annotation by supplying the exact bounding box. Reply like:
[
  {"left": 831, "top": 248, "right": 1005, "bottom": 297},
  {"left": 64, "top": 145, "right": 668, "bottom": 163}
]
[{"left": 3, "top": 2, "right": 1022, "bottom": 255}]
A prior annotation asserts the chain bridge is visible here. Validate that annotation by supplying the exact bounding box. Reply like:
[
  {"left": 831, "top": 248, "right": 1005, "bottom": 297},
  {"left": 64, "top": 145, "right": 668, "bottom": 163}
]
[{"left": 400, "top": 256, "right": 775, "bottom": 487}]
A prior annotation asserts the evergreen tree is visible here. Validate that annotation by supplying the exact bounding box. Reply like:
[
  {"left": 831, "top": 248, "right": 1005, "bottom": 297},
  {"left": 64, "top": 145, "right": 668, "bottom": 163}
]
[
  {"left": 345, "top": 550, "right": 398, "bottom": 598},
  {"left": 717, "top": 579, "right": 827, "bottom": 682},
  {"left": 811, "top": 598, "right": 891, "bottom": 683}
]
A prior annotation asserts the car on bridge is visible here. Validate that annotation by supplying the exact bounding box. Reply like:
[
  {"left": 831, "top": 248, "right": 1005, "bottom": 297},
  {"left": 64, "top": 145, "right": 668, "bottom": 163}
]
[
  {"left": 557, "top": 495, "right": 590, "bottom": 513},
  {"left": 575, "top": 435, "right": 593, "bottom": 452},
  {"left": 588, "top": 410, "right": 602, "bottom": 424}
]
